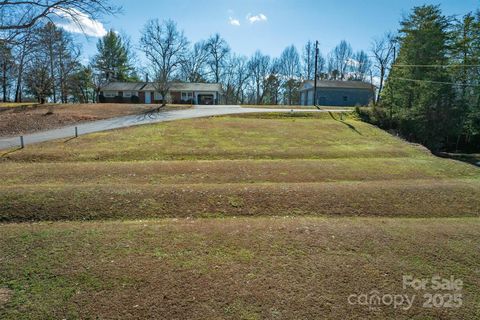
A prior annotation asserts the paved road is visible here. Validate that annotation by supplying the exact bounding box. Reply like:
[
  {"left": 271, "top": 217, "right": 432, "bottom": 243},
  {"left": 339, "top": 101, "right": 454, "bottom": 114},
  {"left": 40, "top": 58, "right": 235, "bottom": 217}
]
[{"left": 0, "top": 105, "right": 349, "bottom": 150}]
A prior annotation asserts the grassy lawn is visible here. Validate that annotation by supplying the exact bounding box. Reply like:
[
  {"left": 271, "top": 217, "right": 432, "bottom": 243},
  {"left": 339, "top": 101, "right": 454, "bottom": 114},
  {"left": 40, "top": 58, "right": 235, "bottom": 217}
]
[
  {"left": 241, "top": 104, "right": 355, "bottom": 110},
  {"left": 0, "top": 112, "right": 479, "bottom": 318},
  {"left": 0, "top": 102, "right": 37, "bottom": 108},
  {"left": 439, "top": 152, "right": 480, "bottom": 167},
  {"left": 1, "top": 217, "right": 479, "bottom": 319},
  {"left": 1, "top": 113, "right": 479, "bottom": 221},
  {"left": 0, "top": 113, "right": 445, "bottom": 162}
]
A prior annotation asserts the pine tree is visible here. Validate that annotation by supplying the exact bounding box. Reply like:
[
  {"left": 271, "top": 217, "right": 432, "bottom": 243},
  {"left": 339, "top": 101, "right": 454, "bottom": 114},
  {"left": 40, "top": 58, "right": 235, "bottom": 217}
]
[
  {"left": 92, "top": 30, "right": 136, "bottom": 84},
  {"left": 382, "top": 5, "right": 459, "bottom": 151},
  {"left": 451, "top": 12, "right": 480, "bottom": 148}
]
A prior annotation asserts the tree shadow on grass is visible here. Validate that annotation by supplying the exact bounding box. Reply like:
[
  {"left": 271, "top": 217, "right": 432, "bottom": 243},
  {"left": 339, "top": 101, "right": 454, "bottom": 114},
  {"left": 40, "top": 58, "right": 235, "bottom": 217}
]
[
  {"left": 139, "top": 105, "right": 168, "bottom": 120},
  {"left": 0, "top": 147, "right": 22, "bottom": 157},
  {"left": 328, "top": 111, "right": 362, "bottom": 135},
  {"left": 64, "top": 136, "right": 77, "bottom": 143}
]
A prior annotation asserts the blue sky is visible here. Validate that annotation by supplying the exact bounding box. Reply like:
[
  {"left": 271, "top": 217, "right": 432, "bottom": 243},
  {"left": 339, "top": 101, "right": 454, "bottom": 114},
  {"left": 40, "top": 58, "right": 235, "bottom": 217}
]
[{"left": 67, "top": 0, "right": 479, "bottom": 63}]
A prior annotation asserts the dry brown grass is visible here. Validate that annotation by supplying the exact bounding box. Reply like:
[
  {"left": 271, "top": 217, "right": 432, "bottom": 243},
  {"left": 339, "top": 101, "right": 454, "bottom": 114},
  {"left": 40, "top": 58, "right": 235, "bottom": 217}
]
[
  {"left": 1, "top": 179, "right": 479, "bottom": 222},
  {"left": 0, "top": 103, "right": 191, "bottom": 137},
  {"left": 0, "top": 115, "right": 478, "bottom": 222},
  {"left": 1, "top": 217, "right": 479, "bottom": 319},
  {"left": 1, "top": 113, "right": 479, "bottom": 319},
  {"left": 0, "top": 102, "right": 37, "bottom": 108},
  {"left": 1, "top": 159, "right": 478, "bottom": 185}
]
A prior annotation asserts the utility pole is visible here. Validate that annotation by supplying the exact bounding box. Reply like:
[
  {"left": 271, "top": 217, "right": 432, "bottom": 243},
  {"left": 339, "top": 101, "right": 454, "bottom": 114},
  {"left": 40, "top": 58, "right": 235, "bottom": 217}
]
[{"left": 313, "top": 40, "right": 319, "bottom": 109}]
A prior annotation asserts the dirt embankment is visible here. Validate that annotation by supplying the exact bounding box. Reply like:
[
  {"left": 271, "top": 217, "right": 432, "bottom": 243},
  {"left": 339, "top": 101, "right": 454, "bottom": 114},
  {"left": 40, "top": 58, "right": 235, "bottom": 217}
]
[{"left": 0, "top": 103, "right": 190, "bottom": 137}]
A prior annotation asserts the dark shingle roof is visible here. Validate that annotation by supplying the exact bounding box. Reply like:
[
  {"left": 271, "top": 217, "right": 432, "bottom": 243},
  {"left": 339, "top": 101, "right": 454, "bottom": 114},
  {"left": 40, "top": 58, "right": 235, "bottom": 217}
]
[
  {"left": 101, "top": 82, "right": 223, "bottom": 92},
  {"left": 301, "top": 80, "right": 374, "bottom": 91},
  {"left": 100, "top": 82, "right": 146, "bottom": 91}
]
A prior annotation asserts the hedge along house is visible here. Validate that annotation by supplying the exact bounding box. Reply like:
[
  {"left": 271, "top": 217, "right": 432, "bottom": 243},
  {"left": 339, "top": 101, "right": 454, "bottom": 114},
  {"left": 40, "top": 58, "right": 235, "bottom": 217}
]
[
  {"left": 99, "top": 82, "right": 224, "bottom": 105},
  {"left": 299, "top": 80, "right": 375, "bottom": 106}
]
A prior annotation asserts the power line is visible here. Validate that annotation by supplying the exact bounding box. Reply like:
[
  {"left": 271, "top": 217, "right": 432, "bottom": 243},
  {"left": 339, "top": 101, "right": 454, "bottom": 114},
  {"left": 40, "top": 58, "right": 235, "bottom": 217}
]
[
  {"left": 390, "top": 77, "right": 480, "bottom": 87},
  {"left": 393, "top": 64, "right": 480, "bottom": 68}
]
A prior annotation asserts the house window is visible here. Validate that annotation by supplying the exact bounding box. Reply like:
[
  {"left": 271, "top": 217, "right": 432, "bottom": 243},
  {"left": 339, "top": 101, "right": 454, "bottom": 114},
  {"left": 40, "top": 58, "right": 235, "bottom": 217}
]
[
  {"left": 181, "top": 92, "right": 193, "bottom": 100},
  {"left": 343, "top": 96, "right": 348, "bottom": 102},
  {"left": 154, "top": 92, "right": 163, "bottom": 100},
  {"left": 104, "top": 91, "right": 116, "bottom": 98},
  {"left": 124, "top": 91, "right": 139, "bottom": 98}
]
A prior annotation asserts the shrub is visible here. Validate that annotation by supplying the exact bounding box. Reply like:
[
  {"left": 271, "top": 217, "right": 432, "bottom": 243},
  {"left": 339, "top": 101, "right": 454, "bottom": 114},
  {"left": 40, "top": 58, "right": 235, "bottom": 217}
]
[
  {"left": 354, "top": 105, "right": 390, "bottom": 128},
  {"left": 114, "top": 95, "right": 124, "bottom": 103},
  {"left": 130, "top": 95, "right": 140, "bottom": 103},
  {"left": 98, "top": 94, "right": 106, "bottom": 103}
]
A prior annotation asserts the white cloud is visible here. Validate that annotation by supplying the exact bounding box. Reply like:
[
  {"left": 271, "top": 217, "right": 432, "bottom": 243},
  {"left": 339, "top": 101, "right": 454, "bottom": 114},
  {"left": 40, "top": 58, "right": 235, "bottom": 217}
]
[
  {"left": 346, "top": 58, "right": 360, "bottom": 67},
  {"left": 371, "top": 76, "right": 381, "bottom": 87},
  {"left": 247, "top": 13, "right": 268, "bottom": 24},
  {"left": 51, "top": 8, "right": 107, "bottom": 37},
  {"left": 229, "top": 17, "right": 241, "bottom": 26}
]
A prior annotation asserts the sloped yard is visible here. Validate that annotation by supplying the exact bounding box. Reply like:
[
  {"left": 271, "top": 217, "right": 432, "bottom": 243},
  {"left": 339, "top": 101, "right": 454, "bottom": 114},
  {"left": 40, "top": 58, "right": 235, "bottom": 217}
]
[{"left": 0, "top": 112, "right": 479, "bottom": 319}]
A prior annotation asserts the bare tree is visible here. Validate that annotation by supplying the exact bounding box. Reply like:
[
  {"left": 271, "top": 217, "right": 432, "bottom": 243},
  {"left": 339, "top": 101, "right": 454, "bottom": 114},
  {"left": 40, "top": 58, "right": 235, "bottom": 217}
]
[
  {"left": 205, "top": 33, "right": 230, "bottom": 83},
  {"left": 302, "top": 40, "right": 325, "bottom": 80},
  {"left": 0, "top": 39, "right": 14, "bottom": 101},
  {"left": 40, "top": 23, "right": 61, "bottom": 102},
  {"left": 350, "top": 50, "right": 371, "bottom": 81},
  {"left": 302, "top": 40, "right": 315, "bottom": 80},
  {"left": 140, "top": 19, "right": 188, "bottom": 108},
  {"left": 56, "top": 33, "right": 81, "bottom": 102},
  {"left": 1, "top": 1, "right": 116, "bottom": 102},
  {"left": 248, "top": 51, "right": 270, "bottom": 104},
  {"left": 279, "top": 45, "right": 301, "bottom": 105},
  {"left": 264, "top": 59, "right": 282, "bottom": 105},
  {"left": 180, "top": 41, "right": 209, "bottom": 82},
  {"left": 0, "top": 0, "right": 117, "bottom": 33},
  {"left": 235, "top": 57, "right": 251, "bottom": 104},
  {"left": 371, "top": 32, "right": 395, "bottom": 103},
  {"left": 317, "top": 53, "right": 326, "bottom": 79},
  {"left": 327, "top": 52, "right": 337, "bottom": 79},
  {"left": 25, "top": 53, "right": 53, "bottom": 103},
  {"left": 13, "top": 28, "right": 37, "bottom": 102},
  {"left": 24, "top": 22, "right": 81, "bottom": 103},
  {"left": 331, "top": 40, "right": 353, "bottom": 80},
  {"left": 221, "top": 54, "right": 250, "bottom": 104}
]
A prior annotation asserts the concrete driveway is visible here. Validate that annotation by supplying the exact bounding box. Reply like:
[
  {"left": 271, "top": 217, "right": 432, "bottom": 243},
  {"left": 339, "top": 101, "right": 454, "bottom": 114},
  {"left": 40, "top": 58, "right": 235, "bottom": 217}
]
[{"left": 0, "top": 105, "right": 349, "bottom": 150}]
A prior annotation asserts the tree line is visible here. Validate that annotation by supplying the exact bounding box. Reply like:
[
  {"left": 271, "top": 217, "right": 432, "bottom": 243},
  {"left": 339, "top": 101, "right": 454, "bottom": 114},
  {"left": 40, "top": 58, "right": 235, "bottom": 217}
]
[
  {"left": 359, "top": 5, "right": 480, "bottom": 153},
  {"left": 0, "top": 2, "right": 374, "bottom": 105},
  {"left": 1, "top": 1, "right": 478, "bottom": 152},
  {"left": 130, "top": 20, "right": 373, "bottom": 106}
]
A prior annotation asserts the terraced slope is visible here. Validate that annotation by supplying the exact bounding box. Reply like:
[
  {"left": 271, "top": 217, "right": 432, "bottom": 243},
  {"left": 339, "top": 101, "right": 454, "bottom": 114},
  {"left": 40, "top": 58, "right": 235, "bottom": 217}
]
[{"left": 1, "top": 113, "right": 478, "bottom": 221}]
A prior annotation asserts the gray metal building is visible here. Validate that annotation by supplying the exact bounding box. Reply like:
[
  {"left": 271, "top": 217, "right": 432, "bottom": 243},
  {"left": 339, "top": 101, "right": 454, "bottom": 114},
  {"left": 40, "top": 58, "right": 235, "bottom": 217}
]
[{"left": 300, "top": 80, "right": 375, "bottom": 106}]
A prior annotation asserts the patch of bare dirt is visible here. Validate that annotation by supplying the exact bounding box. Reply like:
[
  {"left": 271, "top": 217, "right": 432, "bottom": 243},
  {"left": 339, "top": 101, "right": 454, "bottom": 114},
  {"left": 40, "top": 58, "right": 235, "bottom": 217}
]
[
  {"left": 0, "top": 288, "right": 12, "bottom": 306},
  {"left": 0, "top": 103, "right": 190, "bottom": 137}
]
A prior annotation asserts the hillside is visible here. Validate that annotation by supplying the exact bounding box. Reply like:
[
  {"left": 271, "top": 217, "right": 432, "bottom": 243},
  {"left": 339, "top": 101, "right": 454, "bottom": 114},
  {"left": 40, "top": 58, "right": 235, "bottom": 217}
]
[
  {"left": 1, "top": 113, "right": 479, "bottom": 221},
  {"left": 1, "top": 112, "right": 479, "bottom": 319}
]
